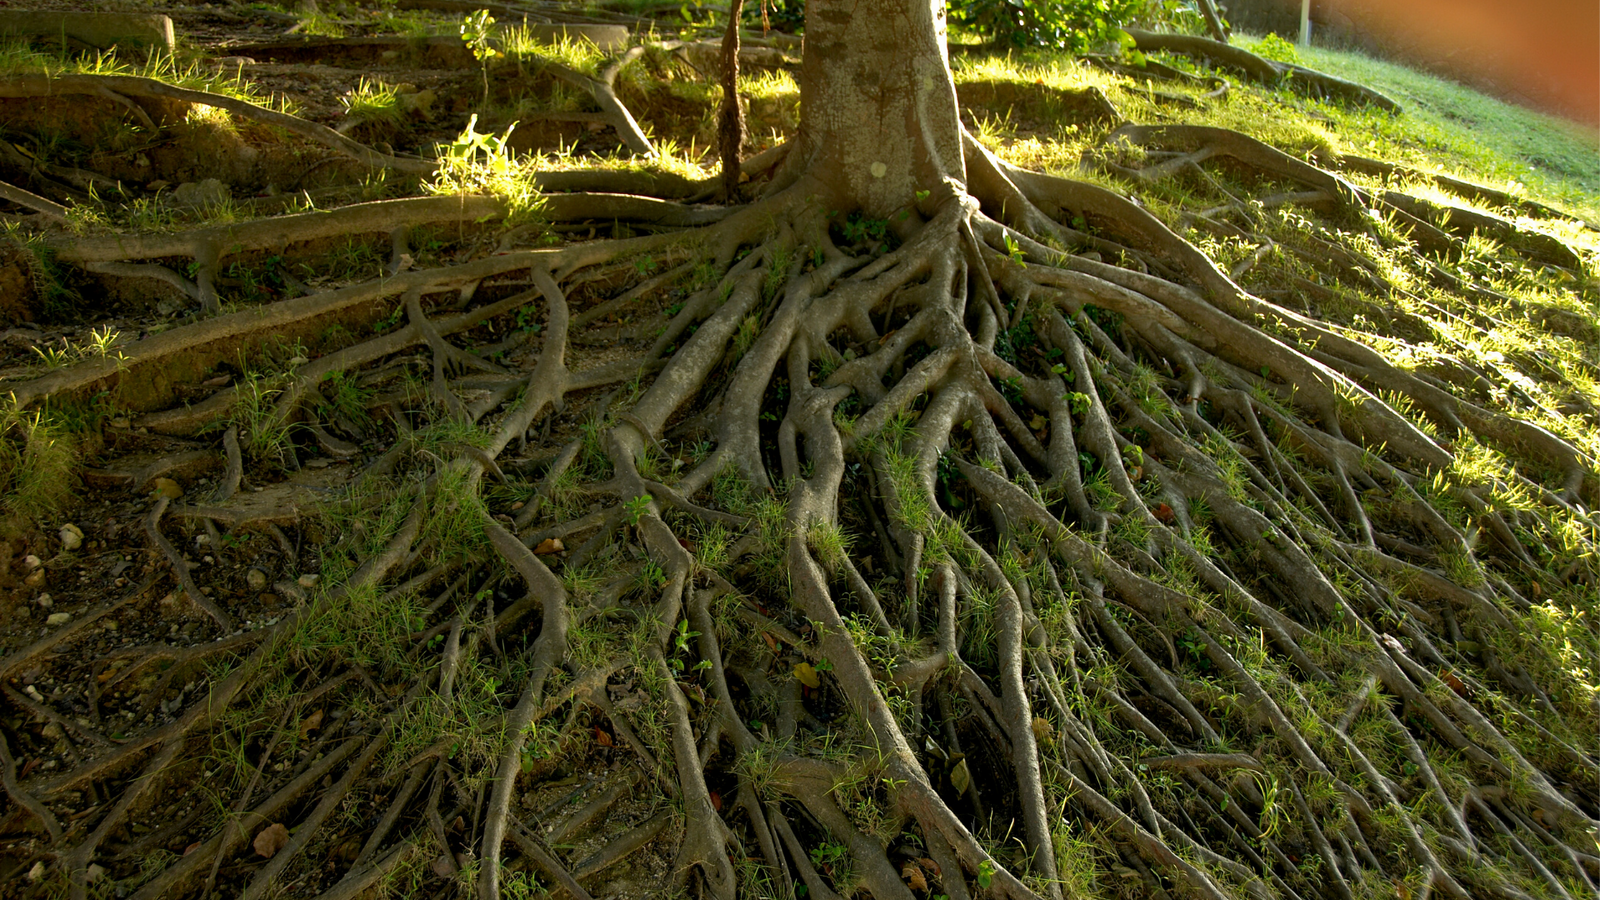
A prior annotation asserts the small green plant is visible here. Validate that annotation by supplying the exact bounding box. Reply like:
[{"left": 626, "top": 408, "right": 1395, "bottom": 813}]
[
  {"left": 1004, "top": 232, "right": 1027, "bottom": 266},
  {"left": 460, "top": 9, "right": 499, "bottom": 104},
  {"left": 1252, "top": 32, "right": 1300, "bottom": 65},
  {"left": 426, "top": 114, "right": 545, "bottom": 226},
  {"left": 624, "top": 493, "right": 653, "bottom": 526}
]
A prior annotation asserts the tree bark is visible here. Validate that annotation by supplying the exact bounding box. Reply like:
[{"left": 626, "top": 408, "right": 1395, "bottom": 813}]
[
  {"left": 718, "top": 0, "right": 746, "bottom": 202},
  {"left": 793, "top": 0, "right": 965, "bottom": 216}
]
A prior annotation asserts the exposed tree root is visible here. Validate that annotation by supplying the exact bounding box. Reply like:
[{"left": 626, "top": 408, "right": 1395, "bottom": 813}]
[
  {"left": 1124, "top": 28, "right": 1403, "bottom": 114},
  {"left": 0, "top": 74, "right": 434, "bottom": 175},
  {"left": 2, "top": 105, "right": 1596, "bottom": 900}
]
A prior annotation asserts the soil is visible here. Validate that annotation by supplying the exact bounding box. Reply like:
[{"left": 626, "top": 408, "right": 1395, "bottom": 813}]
[{"left": 0, "top": 6, "right": 724, "bottom": 897}]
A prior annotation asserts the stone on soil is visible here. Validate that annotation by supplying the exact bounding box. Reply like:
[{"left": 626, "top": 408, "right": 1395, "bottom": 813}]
[{"left": 59, "top": 523, "right": 84, "bottom": 551}]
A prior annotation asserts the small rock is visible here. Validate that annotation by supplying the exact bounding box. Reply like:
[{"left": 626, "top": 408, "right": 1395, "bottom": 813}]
[
  {"left": 47, "top": 612, "right": 71, "bottom": 626},
  {"left": 24, "top": 684, "right": 43, "bottom": 701},
  {"left": 36, "top": 593, "right": 52, "bottom": 608},
  {"left": 170, "top": 178, "right": 231, "bottom": 211},
  {"left": 253, "top": 822, "right": 290, "bottom": 858},
  {"left": 26, "top": 861, "right": 44, "bottom": 882},
  {"left": 195, "top": 533, "right": 210, "bottom": 546},
  {"left": 22, "top": 554, "right": 42, "bottom": 571},
  {"left": 152, "top": 477, "right": 184, "bottom": 500},
  {"left": 24, "top": 569, "right": 46, "bottom": 588},
  {"left": 297, "top": 573, "right": 320, "bottom": 589},
  {"left": 41, "top": 722, "right": 63, "bottom": 740},
  {"left": 86, "top": 864, "right": 106, "bottom": 883},
  {"left": 59, "top": 523, "right": 84, "bottom": 551},
  {"left": 246, "top": 568, "right": 269, "bottom": 590}
]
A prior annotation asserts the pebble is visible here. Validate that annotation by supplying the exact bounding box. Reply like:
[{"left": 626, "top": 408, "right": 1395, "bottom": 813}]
[
  {"left": 59, "top": 523, "right": 84, "bottom": 551},
  {"left": 24, "top": 569, "right": 46, "bottom": 588},
  {"left": 86, "top": 864, "right": 106, "bottom": 883},
  {"left": 246, "top": 568, "right": 269, "bottom": 590},
  {"left": 47, "top": 612, "right": 72, "bottom": 626},
  {"left": 24, "top": 684, "right": 43, "bottom": 701},
  {"left": 23, "top": 554, "right": 42, "bottom": 571},
  {"left": 297, "top": 573, "right": 320, "bottom": 589},
  {"left": 26, "top": 861, "right": 44, "bottom": 882},
  {"left": 36, "top": 594, "right": 52, "bottom": 608}
]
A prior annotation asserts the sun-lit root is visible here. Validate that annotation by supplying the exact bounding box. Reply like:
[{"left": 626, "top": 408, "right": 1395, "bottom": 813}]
[
  {"left": 0, "top": 73, "right": 433, "bottom": 173},
  {"left": 1123, "top": 28, "right": 1402, "bottom": 112}
]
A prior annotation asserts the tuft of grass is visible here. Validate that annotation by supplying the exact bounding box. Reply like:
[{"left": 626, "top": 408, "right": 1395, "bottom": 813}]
[
  {"left": 0, "top": 408, "right": 79, "bottom": 525},
  {"left": 341, "top": 77, "right": 405, "bottom": 127},
  {"left": 426, "top": 115, "right": 547, "bottom": 227}
]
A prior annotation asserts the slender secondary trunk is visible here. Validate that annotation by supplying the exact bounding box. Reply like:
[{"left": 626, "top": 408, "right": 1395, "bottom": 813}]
[
  {"left": 718, "top": 0, "right": 745, "bottom": 201},
  {"left": 794, "top": 0, "right": 965, "bottom": 217}
]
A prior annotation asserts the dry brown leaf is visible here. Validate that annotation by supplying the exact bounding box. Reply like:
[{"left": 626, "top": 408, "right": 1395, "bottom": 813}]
[
  {"left": 901, "top": 861, "right": 928, "bottom": 891},
  {"left": 298, "top": 709, "right": 324, "bottom": 740},
  {"left": 793, "top": 661, "right": 820, "bottom": 689},
  {"left": 253, "top": 822, "right": 289, "bottom": 858},
  {"left": 534, "top": 537, "right": 564, "bottom": 555}
]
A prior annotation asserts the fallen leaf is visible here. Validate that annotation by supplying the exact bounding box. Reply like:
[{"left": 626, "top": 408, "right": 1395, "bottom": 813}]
[
  {"left": 183, "top": 841, "right": 201, "bottom": 856},
  {"left": 534, "top": 538, "right": 564, "bottom": 555},
  {"left": 1440, "top": 670, "right": 1466, "bottom": 696},
  {"left": 152, "top": 477, "right": 184, "bottom": 500},
  {"left": 793, "top": 661, "right": 821, "bottom": 689},
  {"left": 298, "top": 709, "right": 324, "bottom": 740},
  {"left": 253, "top": 822, "right": 290, "bottom": 859},
  {"left": 948, "top": 757, "right": 971, "bottom": 796},
  {"left": 1153, "top": 502, "right": 1175, "bottom": 524},
  {"left": 709, "top": 790, "right": 722, "bottom": 812},
  {"left": 902, "top": 862, "right": 928, "bottom": 891},
  {"left": 1029, "top": 414, "right": 1048, "bottom": 431},
  {"left": 594, "top": 727, "right": 614, "bottom": 747},
  {"left": 761, "top": 631, "right": 778, "bottom": 653},
  {"left": 918, "top": 857, "right": 940, "bottom": 878}
]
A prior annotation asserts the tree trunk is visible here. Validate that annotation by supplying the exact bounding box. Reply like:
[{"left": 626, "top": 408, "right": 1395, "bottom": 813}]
[{"left": 793, "top": 0, "right": 965, "bottom": 216}]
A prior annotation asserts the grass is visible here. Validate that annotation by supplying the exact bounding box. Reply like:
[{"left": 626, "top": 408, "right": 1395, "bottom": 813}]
[
  {"left": 0, "top": 408, "right": 80, "bottom": 526},
  {"left": 0, "top": 41, "right": 293, "bottom": 112},
  {"left": 950, "top": 36, "right": 1599, "bottom": 227},
  {"left": 341, "top": 77, "right": 405, "bottom": 128},
  {"left": 1286, "top": 39, "right": 1600, "bottom": 219}
]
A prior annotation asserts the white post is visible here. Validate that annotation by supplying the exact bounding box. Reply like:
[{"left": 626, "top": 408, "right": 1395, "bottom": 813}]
[{"left": 1299, "top": 0, "right": 1312, "bottom": 46}]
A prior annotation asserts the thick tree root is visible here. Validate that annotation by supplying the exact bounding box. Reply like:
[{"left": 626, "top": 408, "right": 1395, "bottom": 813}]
[
  {"left": 1124, "top": 28, "right": 1403, "bottom": 113},
  {"left": 3, "top": 116, "right": 1596, "bottom": 900}
]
